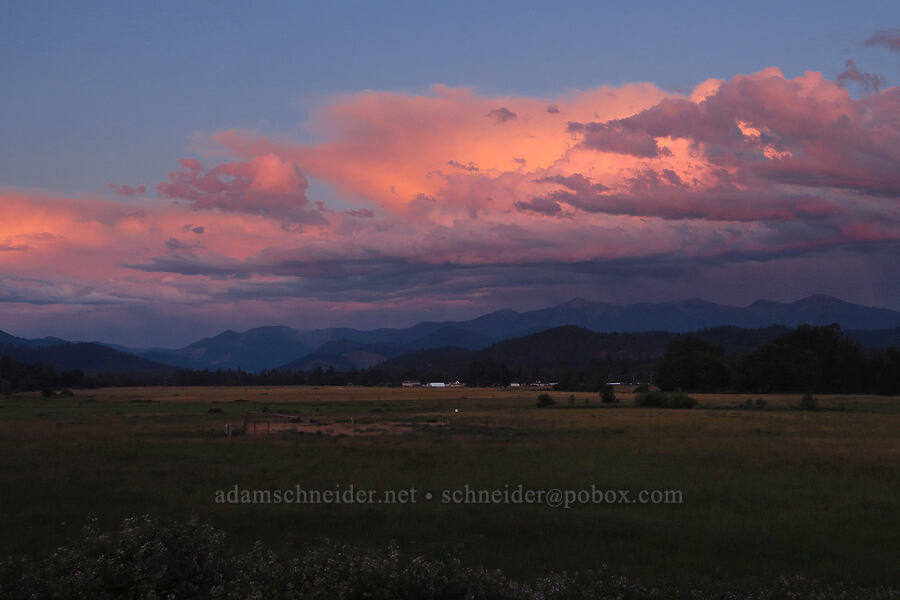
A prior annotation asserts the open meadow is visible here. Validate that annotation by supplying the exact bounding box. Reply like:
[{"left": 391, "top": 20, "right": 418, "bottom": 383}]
[{"left": 0, "top": 386, "right": 898, "bottom": 588}]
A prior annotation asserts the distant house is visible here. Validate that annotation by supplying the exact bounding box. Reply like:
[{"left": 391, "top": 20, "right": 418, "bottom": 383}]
[
  {"left": 527, "top": 381, "right": 557, "bottom": 388},
  {"left": 402, "top": 380, "right": 421, "bottom": 387},
  {"left": 427, "top": 382, "right": 446, "bottom": 388},
  {"left": 509, "top": 382, "right": 521, "bottom": 387}
]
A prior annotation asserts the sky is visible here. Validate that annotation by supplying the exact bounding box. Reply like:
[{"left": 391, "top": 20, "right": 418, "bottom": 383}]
[{"left": 2, "top": 0, "right": 900, "bottom": 346}]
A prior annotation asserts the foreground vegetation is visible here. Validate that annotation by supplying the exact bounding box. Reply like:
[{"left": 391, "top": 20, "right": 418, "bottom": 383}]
[
  {"left": 0, "top": 386, "right": 898, "bottom": 594},
  {"left": 2, "top": 515, "right": 896, "bottom": 599}
]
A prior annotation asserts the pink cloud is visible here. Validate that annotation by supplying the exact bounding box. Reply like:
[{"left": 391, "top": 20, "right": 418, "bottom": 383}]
[
  {"left": 211, "top": 82, "right": 673, "bottom": 212},
  {"left": 156, "top": 154, "right": 327, "bottom": 225},
  {"left": 4, "top": 67, "right": 900, "bottom": 340},
  {"left": 191, "top": 70, "right": 899, "bottom": 267},
  {"left": 107, "top": 183, "right": 146, "bottom": 196}
]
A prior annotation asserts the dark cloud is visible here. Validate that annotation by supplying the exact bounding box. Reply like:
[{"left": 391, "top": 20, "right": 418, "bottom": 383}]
[
  {"left": 514, "top": 197, "right": 564, "bottom": 216},
  {"left": 567, "top": 121, "right": 671, "bottom": 158},
  {"left": 0, "top": 278, "right": 121, "bottom": 306},
  {"left": 528, "top": 169, "right": 843, "bottom": 222},
  {"left": 182, "top": 224, "right": 205, "bottom": 234},
  {"left": 447, "top": 160, "right": 481, "bottom": 172},
  {"left": 864, "top": 28, "right": 900, "bottom": 52},
  {"left": 123, "top": 254, "right": 247, "bottom": 279},
  {"left": 534, "top": 173, "right": 610, "bottom": 194},
  {"left": 346, "top": 208, "right": 374, "bottom": 218},
  {"left": 836, "top": 59, "right": 884, "bottom": 93},
  {"left": 164, "top": 237, "right": 205, "bottom": 252},
  {"left": 486, "top": 107, "right": 517, "bottom": 123},
  {"left": 119, "top": 238, "right": 900, "bottom": 316}
]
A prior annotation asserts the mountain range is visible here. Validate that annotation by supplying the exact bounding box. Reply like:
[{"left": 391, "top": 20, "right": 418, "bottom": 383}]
[{"left": 2, "top": 294, "right": 900, "bottom": 374}]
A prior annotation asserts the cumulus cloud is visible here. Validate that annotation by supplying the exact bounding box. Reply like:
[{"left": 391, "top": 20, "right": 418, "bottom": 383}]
[
  {"left": 156, "top": 155, "right": 327, "bottom": 225},
  {"left": 4, "top": 66, "right": 900, "bottom": 342},
  {"left": 198, "top": 69, "right": 900, "bottom": 271}
]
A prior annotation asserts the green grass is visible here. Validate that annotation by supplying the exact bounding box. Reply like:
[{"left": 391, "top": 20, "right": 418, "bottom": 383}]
[{"left": 0, "top": 386, "right": 898, "bottom": 587}]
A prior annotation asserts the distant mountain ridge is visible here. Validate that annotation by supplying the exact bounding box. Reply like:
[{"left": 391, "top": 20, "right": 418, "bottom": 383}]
[
  {"left": 0, "top": 341, "right": 175, "bottom": 375},
  {"left": 171, "top": 294, "right": 900, "bottom": 371},
  {"left": 3, "top": 294, "right": 900, "bottom": 373},
  {"left": 0, "top": 331, "right": 66, "bottom": 348}
]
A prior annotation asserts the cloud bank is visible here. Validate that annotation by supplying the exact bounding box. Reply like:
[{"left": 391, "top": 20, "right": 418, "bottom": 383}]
[{"left": 2, "top": 66, "right": 900, "bottom": 344}]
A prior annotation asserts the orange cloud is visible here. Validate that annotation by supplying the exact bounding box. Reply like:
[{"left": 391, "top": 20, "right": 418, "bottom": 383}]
[{"left": 212, "top": 83, "right": 675, "bottom": 213}]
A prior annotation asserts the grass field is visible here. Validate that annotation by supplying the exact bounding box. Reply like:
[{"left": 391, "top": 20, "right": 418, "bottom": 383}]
[{"left": 0, "top": 386, "right": 897, "bottom": 587}]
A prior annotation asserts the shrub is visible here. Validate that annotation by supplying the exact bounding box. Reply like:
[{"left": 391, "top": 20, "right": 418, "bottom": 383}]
[
  {"left": 1, "top": 516, "right": 897, "bottom": 600},
  {"left": 601, "top": 385, "right": 618, "bottom": 404},
  {"left": 666, "top": 391, "right": 698, "bottom": 409},
  {"left": 743, "top": 397, "right": 768, "bottom": 409},
  {"left": 0, "top": 516, "right": 529, "bottom": 600},
  {"left": 568, "top": 394, "right": 576, "bottom": 406},
  {"left": 0, "top": 515, "right": 232, "bottom": 600},
  {"left": 40, "top": 388, "right": 55, "bottom": 398},
  {"left": 634, "top": 383, "right": 651, "bottom": 393},
  {"left": 635, "top": 390, "right": 697, "bottom": 409},
  {"left": 536, "top": 393, "right": 556, "bottom": 407},
  {"left": 800, "top": 393, "right": 819, "bottom": 411},
  {"left": 634, "top": 390, "right": 667, "bottom": 407},
  {"left": 59, "top": 389, "right": 74, "bottom": 397}
]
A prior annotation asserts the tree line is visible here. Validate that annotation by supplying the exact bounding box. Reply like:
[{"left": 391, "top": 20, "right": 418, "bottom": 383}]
[{"left": 655, "top": 324, "right": 900, "bottom": 394}]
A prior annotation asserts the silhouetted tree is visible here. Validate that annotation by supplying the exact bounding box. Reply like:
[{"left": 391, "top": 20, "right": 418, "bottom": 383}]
[{"left": 656, "top": 336, "right": 731, "bottom": 392}]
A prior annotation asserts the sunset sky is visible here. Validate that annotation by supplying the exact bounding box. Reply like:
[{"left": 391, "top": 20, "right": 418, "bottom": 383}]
[{"left": 2, "top": 1, "right": 900, "bottom": 346}]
